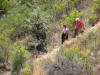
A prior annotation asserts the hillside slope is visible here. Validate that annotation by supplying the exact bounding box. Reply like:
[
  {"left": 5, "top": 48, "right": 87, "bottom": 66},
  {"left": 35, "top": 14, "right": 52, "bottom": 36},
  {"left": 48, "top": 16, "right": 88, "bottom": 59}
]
[
  {"left": 1, "top": 0, "right": 100, "bottom": 75},
  {"left": 1, "top": 20, "right": 100, "bottom": 75}
]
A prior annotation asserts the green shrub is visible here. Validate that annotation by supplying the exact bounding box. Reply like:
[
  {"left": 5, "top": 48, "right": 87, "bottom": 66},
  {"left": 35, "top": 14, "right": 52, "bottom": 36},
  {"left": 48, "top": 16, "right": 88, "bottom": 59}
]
[
  {"left": 60, "top": 46, "right": 79, "bottom": 61},
  {"left": 53, "top": 0, "right": 67, "bottom": 13},
  {"left": 25, "top": 8, "right": 49, "bottom": 51},
  {"left": 0, "top": 28, "right": 12, "bottom": 64},
  {"left": 21, "top": 68, "right": 31, "bottom": 75},
  {"left": 59, "top": 45, "right": 92, "bottom": 70},
  {"left": 52, "top": 0, "right": 84, "bottom": 20},
  {"left": 11, "top": 41, "right": 29, "bottom": 74},
  {"left": 88, "top": 14, "right": 98, "bottom": 24},
  {"left": 80, "top": 32, "right": 97, "bottom": 49},
  {"left": 79, "top": 50, "right": 92, "bottom": 71},
  {"left": 87, "top": 32, "right": 100, "bottom": 51},
  {"left": 0, "top": 0, "right": 10, "bottom": 13},
  {"left": 60, "top": 9, "right": 79, "bottom": 28},
  {"left": 79, "top": 31, "right": 100, "bottom": 52},
  {"left": 0, "top": 4, "right": 32, "bottom": 38},
  {"left": 93, "top": 0, "right": 100, "bottom": 12}
]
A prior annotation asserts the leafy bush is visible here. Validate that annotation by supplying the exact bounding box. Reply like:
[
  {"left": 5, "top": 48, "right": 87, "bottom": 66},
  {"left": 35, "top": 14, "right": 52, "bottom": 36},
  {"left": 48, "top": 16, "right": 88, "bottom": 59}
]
[
  {"left": 80, "top": 31, "right": 100, "bottom": 53},
  {"left": 0, "top": 4, "right": 32, "bottom": 39},
  {"left": 52, "top": 0, "right": 86, "bottom": 20},
  {"left": 60, "top": 46, "right": 79, "bottom": 61},
  {"left": 78, "top": 50, "right": 92, "bottom": 71},
  {"left": 93, "top": 0, "right": 100, "bottom": 12},
  {"left": 53, "top": 0, "right": 67, "bottom": 13},
  {"left": 21, "top": 68, "right": 31, "bottom": 75},
  {"left": 60, "top": 9, "right": 79, "bottom": 28},
  {"left": 89, "top": 14, "right": 97, "bottom": 22},
  {"left": 59, "top": 46, "right": 92, "bottom": 71},
  {"left": 88, "top": 14, "right": 98, "bottom": 25},
  {"left": 24, "top": 8, "right": 49, "bottom": 51},
  {"left": 87, "top": 32, "right": 100, "bottom": 51},
  {"left": 0, "top": 28, "right": 12, "bottom": 64},
  {"left": 11, "top": 41, "right": 29, "bottom": 74},
  {"left": 0, "top": 0, "right": 10, "bottom": 13}
]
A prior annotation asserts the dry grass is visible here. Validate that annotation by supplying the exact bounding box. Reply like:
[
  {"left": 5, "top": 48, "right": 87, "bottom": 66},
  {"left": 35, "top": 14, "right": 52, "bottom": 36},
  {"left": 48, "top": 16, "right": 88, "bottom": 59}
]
[{"left": 32, "top": 61, "right": 44, "bottom": 75}]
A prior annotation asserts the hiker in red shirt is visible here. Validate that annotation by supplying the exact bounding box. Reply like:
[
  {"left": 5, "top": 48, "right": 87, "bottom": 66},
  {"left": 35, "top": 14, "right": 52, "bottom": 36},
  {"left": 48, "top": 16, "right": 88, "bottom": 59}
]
[{"left": 74, "top": 18, "right": 84, "bottom": 37}]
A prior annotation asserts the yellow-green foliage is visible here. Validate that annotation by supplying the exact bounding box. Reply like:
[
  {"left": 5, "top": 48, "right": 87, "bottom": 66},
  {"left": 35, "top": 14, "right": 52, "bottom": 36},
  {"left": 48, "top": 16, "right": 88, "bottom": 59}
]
[
  {"left": 53, "top": 0, "right": 81, "bottom": 12},
  {"left": 53, "top": 1, "right": 67, "bottom": 13},
  {"left": 88, "top": 14, "right": 98, "bottom": 23},
  {"left": 60, "top": 9, "right": 79, "bottom": 28},
  {"left": 0, "top": 4, "right": 32, "bottom": 37},
  {"left": 93, "top": 0, "right": 100, "bottom": 12},
  {"left": 80, "top": 31, "right": 100, "bottom": 51},
  {"left": 21, "top": 68, "right": 31, "bottom": 75},
  {"left": 0, "top": 28, "right": 13, "bottom": 63},
  {"left": 79, "top": 50, "right": 92, "bottom": 71},
  {"left": 59, "top": 46, "right": 92, "bottom": 71},
  {"left": 60, "top": 46, "right": 79, "bottom": 61},
  {"left": 0, "top": 0, "right": 10, "bottom": 12},
  {"left": 11, "top": 41, "right": 29, "bottom": 74}
]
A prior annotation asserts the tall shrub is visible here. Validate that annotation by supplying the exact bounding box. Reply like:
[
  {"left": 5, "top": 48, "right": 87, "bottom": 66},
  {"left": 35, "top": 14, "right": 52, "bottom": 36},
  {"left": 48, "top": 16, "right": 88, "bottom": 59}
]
[
  {"left": 0, "top": 28, "right": 12, "bottom": 64},
  {"left": 25, "top": 9, "right": 49, "bottom": 51},
  {"left": 0, "top": 0, "right": 10, "bottom": 13},
  {"left": 11, "top": 41, "right": 29, "bottom": 74}
]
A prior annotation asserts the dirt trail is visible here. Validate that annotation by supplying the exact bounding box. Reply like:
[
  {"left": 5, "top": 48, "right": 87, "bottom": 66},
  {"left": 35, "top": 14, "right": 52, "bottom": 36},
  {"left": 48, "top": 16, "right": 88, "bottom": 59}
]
[{"left": 0, "top": 71, "right": 10, "bottom": 75}]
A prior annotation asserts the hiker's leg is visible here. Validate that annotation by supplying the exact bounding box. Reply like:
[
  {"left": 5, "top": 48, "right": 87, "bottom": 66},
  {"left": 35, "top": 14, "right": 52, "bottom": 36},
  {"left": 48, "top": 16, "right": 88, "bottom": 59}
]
[
  {"left": 77, "top": 29, "right": 80, "bottom": 35},
  {"left": 62, "top": 33, "right": 66, "bottom": 44},
  {"left": 79, "top": 29, "right": 81, "bottom": 34},
  {"left": 66, "top": 33, "right": 68, "bottom": 40},
  {"left": 74, "top": 29, "right": 78, "bottom": 37},
  {"left": 62, "top": 33, "right": 64, "bottom": 44},
  {"left": 76, "top": 29, "right": 78, "bottom": 35},
  {"left": 63, "top": 34, "right": 66, "bottom": 42},
  {"left": 80, "top": 29, "right": 84, "bottom": 33}
]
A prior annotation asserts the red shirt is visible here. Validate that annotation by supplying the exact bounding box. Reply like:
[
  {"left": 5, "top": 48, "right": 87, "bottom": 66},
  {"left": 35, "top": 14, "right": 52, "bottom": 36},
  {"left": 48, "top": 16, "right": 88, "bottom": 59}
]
[{"left": 75, "top": 20, "right": 83, "bottom": 30}]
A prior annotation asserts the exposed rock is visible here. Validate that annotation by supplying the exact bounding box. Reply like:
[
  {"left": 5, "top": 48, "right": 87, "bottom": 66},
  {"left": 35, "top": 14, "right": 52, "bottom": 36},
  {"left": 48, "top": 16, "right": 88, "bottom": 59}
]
[{"left": 44, "top": 55, "right": 92, "bottom": 75}]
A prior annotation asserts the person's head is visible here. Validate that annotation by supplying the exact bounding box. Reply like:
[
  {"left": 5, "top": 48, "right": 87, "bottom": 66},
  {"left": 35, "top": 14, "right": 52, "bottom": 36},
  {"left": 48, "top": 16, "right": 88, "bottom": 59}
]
[
  {"left": 63, "top": 24, "right": 66, "bottom": 28},
  {"left": 75, "top": 18, "right": 79, "bottom": 21}
]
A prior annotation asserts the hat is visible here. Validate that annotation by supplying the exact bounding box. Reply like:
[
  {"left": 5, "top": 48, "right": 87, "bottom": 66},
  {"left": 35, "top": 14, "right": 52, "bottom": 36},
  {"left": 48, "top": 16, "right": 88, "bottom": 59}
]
[{"left": 75, "top": 18, "right": 79, "bottom": 21}]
